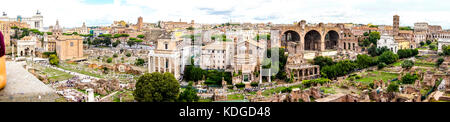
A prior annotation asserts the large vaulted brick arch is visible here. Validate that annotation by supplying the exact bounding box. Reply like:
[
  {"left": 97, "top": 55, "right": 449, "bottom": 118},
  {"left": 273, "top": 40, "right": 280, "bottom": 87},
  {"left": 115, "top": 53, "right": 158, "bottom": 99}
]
[
  {"left": 325, "top": 30, "right": 339, "bottom": 49},
  {"left": 304, "top": 30, "right": 321, "bottom": 51}
]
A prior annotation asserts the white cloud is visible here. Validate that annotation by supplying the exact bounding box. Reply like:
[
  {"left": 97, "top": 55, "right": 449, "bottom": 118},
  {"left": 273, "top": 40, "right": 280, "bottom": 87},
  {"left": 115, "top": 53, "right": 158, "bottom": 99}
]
[{"left": 1, "top": 0, "right": 449, "bottom": 29}]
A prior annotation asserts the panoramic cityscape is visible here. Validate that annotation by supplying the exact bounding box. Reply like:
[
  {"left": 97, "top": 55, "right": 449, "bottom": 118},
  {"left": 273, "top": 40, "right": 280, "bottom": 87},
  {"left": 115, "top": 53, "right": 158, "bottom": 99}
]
[{"left": 0, "top": 0, "right": 449, "bottom": 103}]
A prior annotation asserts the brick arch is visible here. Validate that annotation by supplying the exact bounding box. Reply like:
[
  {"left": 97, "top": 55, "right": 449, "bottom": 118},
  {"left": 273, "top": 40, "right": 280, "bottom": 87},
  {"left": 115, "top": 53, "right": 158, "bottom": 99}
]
[
  {"left": 325, "top": 30, "right": 340, "bottom": 49},
  {"left": 304, "top": 30, "right": 322, "bottom": 51},
  {"left": 280, "top": 30, "right": 302, "bottom": 53}
]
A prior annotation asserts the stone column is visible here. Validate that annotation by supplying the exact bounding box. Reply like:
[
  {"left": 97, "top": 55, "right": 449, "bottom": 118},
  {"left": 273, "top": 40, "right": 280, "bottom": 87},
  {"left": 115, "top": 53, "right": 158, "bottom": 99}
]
[
  {"left": 163, "top": 57, "right": 168, "bottom": 72},
  {"left": 158, "top": 56, "right": 161, "bottom": 72},
  {"left": 169, "top": 57, "right": 172, "bottom": 74},
  {"left": 152, "top": 56, "right": 156, "bottom": 72},
  {"left": 174, "top": 59, "right": 178, "bottom": 79},
  {"left": 259, "top": 65, "right": 262, "bottom": 84},
  {"left": 302, "top": 69, "right": 305, "bottom": 80}
]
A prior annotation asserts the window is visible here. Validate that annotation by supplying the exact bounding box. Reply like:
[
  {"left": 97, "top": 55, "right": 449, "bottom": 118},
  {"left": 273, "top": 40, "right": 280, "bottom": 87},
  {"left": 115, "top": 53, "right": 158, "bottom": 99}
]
[
  {"left": 164, "top": 43, "right": 168, "bottom": 50},
  {"left": 70, "top": 42, "right": 74, "bottom": 47}
]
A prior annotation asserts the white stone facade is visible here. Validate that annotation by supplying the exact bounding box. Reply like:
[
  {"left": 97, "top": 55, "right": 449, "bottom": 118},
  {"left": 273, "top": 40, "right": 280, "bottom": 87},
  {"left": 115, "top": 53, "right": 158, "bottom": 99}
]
[
  {"left": 0, "top": 11, "right": 44, "bottom": 31},
  {"left": 377, "top": 34, "right": 398, "bottom": 54}
]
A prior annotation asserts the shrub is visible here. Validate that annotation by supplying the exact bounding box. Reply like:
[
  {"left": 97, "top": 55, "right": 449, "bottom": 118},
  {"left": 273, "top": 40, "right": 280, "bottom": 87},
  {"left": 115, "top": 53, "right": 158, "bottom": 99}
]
[
  {"left": 49, "top": 54, "right": 59, "bottom": 65},
  {"left": 387, "top": 83, "right": 399, "bottom": 92},
  {"left": 436, "top": 58, "right": 444, "bottom": 67},
  {"left": 250, "top": 82, "right": 259, "bottom": 87},
  {"left": 378, "top": 51, "right": 398, "bottom": 65},
  {"left": 400, "top": 74, "right": 418, "bottom": 84},
  {"left": 302, "top": 78, "right": 331, "bottom": 88},
  {"left": 313, "top": 56, "right": 334, "bottom": 68},
  {"left": 235, "top": 83, "right": 245, "bottom": 88},
  {"left": 429, "top": 45, "right": 436, "bottom": 50},
  {"left": 426, "top": 40, "right": 432, "bottom": 45},
  {"left": 378, "top": 63, "right": 386, "bottom": 69},
  {"left": 281, "top": 87, "right": 292, "bottom": 93},
  {"left": 107, "top": 57, "right": 113, "bottom": 63},
  {"left": 401, "top": 60, "right": 414, "bottom": 69}
]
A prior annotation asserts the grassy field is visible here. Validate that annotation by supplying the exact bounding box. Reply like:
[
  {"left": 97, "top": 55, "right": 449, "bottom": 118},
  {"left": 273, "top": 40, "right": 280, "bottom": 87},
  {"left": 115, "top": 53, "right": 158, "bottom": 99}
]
[
  {"left": 320, "top": 87, "right": 336, "bottom": 94},
  {"left": 112, "top": 90, "right": 134, "bottom": 102},
  {"left": 261, "top": 84, "right": 303, "bottom": 97},
  {"left": 42, "top": 68, "right": 74, "bottom": 82},
  {"left": 415, "top": 60, "right": 436, "bottom": 67},
  {"left": 393, "top": 60, "right": 403, "bottom": 66},
  {"left": 57, "top": 63, "right": 104, "bottom": 78},
  {"left": 393, "top": 60, "right": 435, "bottom": 67},
  {"left": 354, "top": 71, "right": 399, "bottom": 84},
  {"left": 227, "top": 94, "right": 245, "bottom": 100}
]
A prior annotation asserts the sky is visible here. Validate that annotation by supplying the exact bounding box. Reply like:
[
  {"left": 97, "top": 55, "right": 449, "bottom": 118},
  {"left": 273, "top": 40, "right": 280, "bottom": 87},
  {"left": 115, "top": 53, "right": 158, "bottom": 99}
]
[{"left": 1, "top": 0, "right": 449, "bottom": 29}]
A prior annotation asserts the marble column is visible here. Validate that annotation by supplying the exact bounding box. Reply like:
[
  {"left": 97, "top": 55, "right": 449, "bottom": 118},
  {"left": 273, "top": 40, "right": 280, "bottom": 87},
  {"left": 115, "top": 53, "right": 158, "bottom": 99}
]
[
  {"left": 174, "top": 59, "right": 178, "bottom": 79},
  {"left": 259, "top": 65, "right": 262, "bottom": 84},
  {"left": 169, "top": 57, "right": 172, "bottom": 74},
  {"left": 158, "top": 56, "right": 161, "bottom": 72},
  {"left": 153, "top": 56, "right": 156, "bottom": 72}
]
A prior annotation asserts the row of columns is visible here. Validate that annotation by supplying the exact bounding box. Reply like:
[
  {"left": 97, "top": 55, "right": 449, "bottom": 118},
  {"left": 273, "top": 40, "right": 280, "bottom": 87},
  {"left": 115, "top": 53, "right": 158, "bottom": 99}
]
[
  {"left": 343, "top": 42, "right": 356, "bottom": 51},
  {"left": 290, "top": 67, "right": 320, "bottom": 81},
  {"left": 149, "top": 56, "right": 178, "bottom": 78}
]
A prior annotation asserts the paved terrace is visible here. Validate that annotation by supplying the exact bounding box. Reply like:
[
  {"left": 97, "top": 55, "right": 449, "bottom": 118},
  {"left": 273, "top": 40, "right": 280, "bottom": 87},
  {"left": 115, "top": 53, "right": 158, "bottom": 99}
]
[{"left": 0, "top": 61, "right": 59, "bottom": 102}]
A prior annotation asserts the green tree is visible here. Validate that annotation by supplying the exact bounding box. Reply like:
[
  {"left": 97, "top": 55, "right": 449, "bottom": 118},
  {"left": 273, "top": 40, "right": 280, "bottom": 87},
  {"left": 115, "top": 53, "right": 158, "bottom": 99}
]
[
  {"left": 387, "top": 83, "right": 399, "bottom": 92},
  {"left": 135, "top": 58, "right": 146, "bottom": 66},
  {"left": 137, "top": 34, "right": 145, "bottom": 39},
  {"left": 126, "top": 53, "right": 131, "bottom": 57},
  {"left": 400, "top": 74, "right": 418, "bottom": 84},
  {"left": 429, "top": 45, "right": 436, "bottom": 50},
  {"left": 401, "top": 60, "right": 414, "bottom": 69},
  {"left": 127, "top": 40, "right": 136, "bottom": 47},
  {"left": 363, "top": 32, "right": 369, "bottom": 36},
  {"left": 183, "top": 58, "right": 205, "bottom": 82},
  {"left": 377, "top": 62, "right": 386, "bottom": 69},
  {"left": 419, "top": 41, "right": 425, "bottom": 46},
  {"left": 436, "top": 58, "right": 444, "bottom": 67},
  {"left": 178, "top": 83, "right": 199, "bottom": 102},
  {"left": 107, "top": 57, "right": 113, "bottom": 63},
  {"left": 443, "top": 45, "right": 450, "bottom": 55},
  {"left": 362, "top": 38, "right": 371, "bottom": 47},
  {"left": 135, "top": 39, "right": 143, "bottom": 45},
  {"left": 49, "top": 54, "right": 59, "bottom": 65},
  {"left": 378, "top": 51, "right": 399, "bottom": 65},
  {"left": 368, "top": 45, "right": 378, "bottom": 57},
  {"left": 113, "top": 34, "right": 122, "bottom": 38},
  {"left": 313, "top": 56, "right": 334, "bottom": 68},
  {"left": 356, "top": 54, "right": 377, "bottom": 69},
  {"left": 133, "top": 72, "right": 180, "bottom": 102},
  {"left": 368, "top": 31, "right": 381, "bottom": 45},
  {"left": 426, "top": 40, "right": 432, "bottom": 45},
  {"left": 112, "top": 40, "right": 120, "bottom": 47}
]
